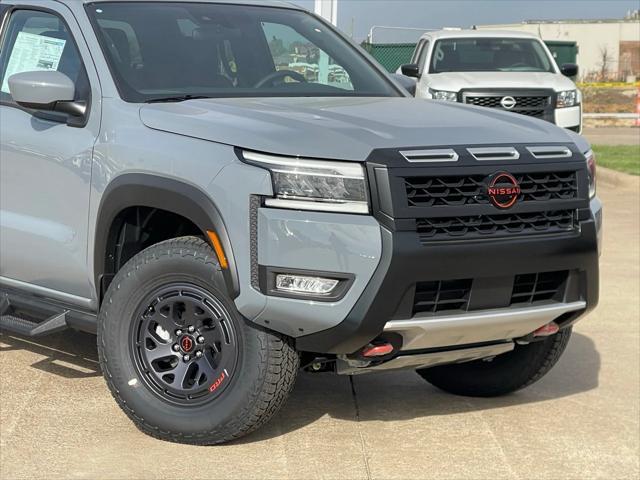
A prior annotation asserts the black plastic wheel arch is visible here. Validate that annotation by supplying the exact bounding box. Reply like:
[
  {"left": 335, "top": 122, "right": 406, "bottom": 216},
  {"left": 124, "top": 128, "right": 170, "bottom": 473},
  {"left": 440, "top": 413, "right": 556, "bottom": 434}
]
[{"left": 94, "top": 174, "right": 239, "bottom": 303}]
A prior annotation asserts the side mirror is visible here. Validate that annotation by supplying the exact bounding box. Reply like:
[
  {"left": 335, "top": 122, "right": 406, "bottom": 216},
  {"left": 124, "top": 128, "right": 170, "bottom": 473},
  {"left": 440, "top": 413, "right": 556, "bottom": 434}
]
[
  {"left": 391, "top": 73, "right": 416, "bottom": 96},
  {"left": 400, "top": 63, "right": 421, "bottom": 79},
  {"left": 560, "top": 63, "right": 578, "bottom": 78},
  {"left": 8, "top": 70, "right": 85, "bottom": 117}
]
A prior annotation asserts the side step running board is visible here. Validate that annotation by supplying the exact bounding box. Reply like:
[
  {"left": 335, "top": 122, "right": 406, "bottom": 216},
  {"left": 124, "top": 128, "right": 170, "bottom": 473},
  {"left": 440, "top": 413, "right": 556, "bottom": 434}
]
[
  {"left": 0, "top": 311, "right": 69, "bottom": 337},
  {"left": 0, "top": 293, "right": 70, "bottom": 337}
]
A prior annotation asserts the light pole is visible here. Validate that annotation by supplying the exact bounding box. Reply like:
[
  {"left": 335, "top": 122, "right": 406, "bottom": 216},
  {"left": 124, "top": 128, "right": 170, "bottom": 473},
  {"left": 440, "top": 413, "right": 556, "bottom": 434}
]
[
  {"left": 314, "top": 0, "right": 337, "bottom": 26},
  {"left": 314, "top": 0, "right": 337, "bottom": 83}
]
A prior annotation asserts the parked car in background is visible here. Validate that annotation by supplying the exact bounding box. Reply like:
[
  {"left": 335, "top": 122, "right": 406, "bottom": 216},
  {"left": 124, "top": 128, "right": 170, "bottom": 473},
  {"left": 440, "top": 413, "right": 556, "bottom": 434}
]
[{"left": 399, "top": 30, "right": 582, "bottom": 132}]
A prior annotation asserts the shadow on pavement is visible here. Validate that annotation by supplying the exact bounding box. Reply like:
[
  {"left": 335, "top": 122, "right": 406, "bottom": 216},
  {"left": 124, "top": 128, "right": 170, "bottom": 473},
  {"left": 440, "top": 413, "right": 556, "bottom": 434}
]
[
  {"left": 0, "top": 329, "right": 599, "bottom": 443},
  {"left": 241, "top": 332, "right": 601, "bottom": 444},
  {"left": 0, "top": 329, "right": 100, "bottom": 378}
]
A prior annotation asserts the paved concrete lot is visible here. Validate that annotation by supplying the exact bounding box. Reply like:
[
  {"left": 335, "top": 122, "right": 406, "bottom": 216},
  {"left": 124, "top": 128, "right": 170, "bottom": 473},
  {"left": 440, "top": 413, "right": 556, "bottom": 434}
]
[
  {"left": 1, "top": 179, "right": 638, "bottom": 480},
  {"left": 583, "top": 127, "right": 640, "bottom": 146}
]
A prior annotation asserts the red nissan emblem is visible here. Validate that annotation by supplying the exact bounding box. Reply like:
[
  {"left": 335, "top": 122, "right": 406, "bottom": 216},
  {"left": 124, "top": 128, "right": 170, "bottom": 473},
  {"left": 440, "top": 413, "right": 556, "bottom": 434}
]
[
  {"left": 487, "top": 172, "right": 521, "bottom": 209},
  {"left": 180, "top": 336, "right": 194, "bottom": 352}
]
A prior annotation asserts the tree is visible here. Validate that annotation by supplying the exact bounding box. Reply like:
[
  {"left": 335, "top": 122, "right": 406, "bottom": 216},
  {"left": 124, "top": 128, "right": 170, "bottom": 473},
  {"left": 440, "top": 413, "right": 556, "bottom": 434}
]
[
  {"left": 268, "top": 36, "right": 287, "bottom": 58},
  {"left": 598, "top": 45, "right": 615, "bottom": 81}
]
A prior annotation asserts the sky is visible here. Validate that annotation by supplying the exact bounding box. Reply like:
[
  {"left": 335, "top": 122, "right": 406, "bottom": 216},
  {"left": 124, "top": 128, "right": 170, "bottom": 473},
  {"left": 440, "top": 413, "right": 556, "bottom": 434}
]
[{"left": 289, "top": 0, "right": 640, "bottom": 42}]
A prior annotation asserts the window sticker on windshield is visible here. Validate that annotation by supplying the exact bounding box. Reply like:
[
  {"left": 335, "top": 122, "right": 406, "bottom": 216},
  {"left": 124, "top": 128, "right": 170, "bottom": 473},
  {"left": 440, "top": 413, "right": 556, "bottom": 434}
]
[{"left": 1, "top": 32, "right": 66, "bottom": 94}]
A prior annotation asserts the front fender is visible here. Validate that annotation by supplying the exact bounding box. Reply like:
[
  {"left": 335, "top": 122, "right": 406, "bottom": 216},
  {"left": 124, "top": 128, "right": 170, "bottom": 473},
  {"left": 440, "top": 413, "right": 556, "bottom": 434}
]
[{"left": 93, "top": 173, "right": 240, "bottom": 302}]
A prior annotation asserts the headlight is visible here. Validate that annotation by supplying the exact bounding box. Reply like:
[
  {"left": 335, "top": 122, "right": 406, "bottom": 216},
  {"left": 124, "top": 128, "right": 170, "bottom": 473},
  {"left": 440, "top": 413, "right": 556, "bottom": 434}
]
[
  {"left": 585, "top": 149, "right": 597, "bottom": 198},
  {"left": 429, "top": 88, "right": 457, "bottom": 102},
  {"left": 557, "top": 90, "right": 579, "bottom": 108},
  {"left": 242, "top": 151, "right": 369, "bottom": 214}
]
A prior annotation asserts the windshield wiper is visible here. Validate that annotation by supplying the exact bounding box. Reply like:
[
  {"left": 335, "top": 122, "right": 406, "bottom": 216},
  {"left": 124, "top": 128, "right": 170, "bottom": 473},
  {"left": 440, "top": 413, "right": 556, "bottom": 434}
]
[{"left": 146, "top": 95, "right": 212, "bottom": 104}]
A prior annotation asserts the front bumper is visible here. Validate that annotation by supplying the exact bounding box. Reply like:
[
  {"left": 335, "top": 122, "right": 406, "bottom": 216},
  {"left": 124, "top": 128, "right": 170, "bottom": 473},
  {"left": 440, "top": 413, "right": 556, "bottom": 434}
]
[
  {"left": 296, "top": 208, "right": 600, "bottom": 354},
  {"left": 555, "top": 105, "right": 582, "bottom": 132},
  {"left": 295, "top": 146, "right": 601, "bottom": 355},
  {"left": 247, "top": 143, "right": 600, "bottom": 358},
  {"left": 383, "top": 301, "right": 585, "bottom": 352}
]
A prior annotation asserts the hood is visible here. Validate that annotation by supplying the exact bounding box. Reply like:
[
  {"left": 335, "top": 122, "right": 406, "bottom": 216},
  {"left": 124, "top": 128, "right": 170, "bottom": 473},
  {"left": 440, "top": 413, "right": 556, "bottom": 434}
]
[
  {"left": 140, "top": 96, "right": 578, "bottom": 161},
  {"left": 427, "top": 72, "right": 577, "bottom": 93}
]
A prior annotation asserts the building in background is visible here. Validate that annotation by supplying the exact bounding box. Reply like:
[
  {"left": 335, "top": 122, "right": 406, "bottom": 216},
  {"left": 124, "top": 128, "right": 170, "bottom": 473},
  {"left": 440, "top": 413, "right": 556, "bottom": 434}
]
[{"left": 478, "top": 13, "right": 640, "bottom": 82}]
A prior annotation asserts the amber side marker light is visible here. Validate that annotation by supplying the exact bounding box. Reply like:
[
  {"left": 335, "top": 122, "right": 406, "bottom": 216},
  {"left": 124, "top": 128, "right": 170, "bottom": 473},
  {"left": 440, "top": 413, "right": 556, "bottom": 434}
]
[{"left": 207, "top": 230, "right": 228, "bottom": 270}]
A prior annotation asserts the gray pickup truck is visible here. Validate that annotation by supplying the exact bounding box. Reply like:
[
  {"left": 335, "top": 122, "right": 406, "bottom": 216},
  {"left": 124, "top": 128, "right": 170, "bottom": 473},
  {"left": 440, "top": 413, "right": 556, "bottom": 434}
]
[{"left": 0, "top": 0, "right": 601, "bottom": 445}]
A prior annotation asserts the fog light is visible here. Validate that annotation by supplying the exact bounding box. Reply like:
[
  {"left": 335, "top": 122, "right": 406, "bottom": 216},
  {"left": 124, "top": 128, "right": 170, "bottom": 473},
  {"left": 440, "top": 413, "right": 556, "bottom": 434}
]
[{"left": 275, "top": 274, "right": 339, "bottom": 295}]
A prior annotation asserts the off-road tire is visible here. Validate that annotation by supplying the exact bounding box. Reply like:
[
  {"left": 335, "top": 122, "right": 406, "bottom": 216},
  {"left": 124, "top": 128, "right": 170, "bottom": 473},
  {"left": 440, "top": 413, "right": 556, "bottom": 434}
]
[
  {"left": 416, "top": 328, "right": 572, "bottom": 397},
  {"left": 98, "top": 236, "right": 299, "bottom": 445}
]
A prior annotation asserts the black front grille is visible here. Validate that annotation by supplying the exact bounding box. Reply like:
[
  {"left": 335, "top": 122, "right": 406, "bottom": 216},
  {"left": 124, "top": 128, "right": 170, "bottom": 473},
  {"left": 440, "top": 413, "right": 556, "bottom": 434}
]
[
  {"left": 405, "top": 171, "right": 578, "bottom": 208},
  {"left": 411, "top": 271, "right": 570, "bottom": 315},
  {"left": 514, "top": 96, "right": 549, "bottom": 108},
  {"left": 413, "top": 279, "right": 472, "bottom": 315},
  {"left": 465, "top": 95, "right": 550, "bottom": 109},
  {"left": 466, "top": 96, "right": 501, "bottom": 108},
  {"left": 416, "top": 210, "right": 576, "bottom": 242},
  {"left": 511, "top": 271, "right": 569, "bottom": 305},
  {"left": 517, "top": 109, "right": 546, "bottom": 118}
]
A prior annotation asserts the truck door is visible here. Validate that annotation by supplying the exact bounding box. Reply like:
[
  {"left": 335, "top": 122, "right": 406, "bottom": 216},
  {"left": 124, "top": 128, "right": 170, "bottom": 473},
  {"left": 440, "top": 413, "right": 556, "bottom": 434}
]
[{"left": 0, "top": 3, "right": 101, "bottom": 308}]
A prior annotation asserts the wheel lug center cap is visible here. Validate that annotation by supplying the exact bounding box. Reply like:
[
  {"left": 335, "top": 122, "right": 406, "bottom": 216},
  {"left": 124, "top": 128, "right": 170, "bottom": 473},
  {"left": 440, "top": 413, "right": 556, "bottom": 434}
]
[{"left": 179, "top": 335, "right": 195, "bottom": 353}]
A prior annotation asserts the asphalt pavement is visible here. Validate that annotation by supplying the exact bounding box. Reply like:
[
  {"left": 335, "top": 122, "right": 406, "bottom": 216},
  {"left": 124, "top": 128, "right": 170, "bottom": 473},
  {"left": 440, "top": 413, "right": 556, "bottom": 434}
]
[
  {"left": 1, "top": 178, "right": 638, "bottom": 480},
  {"left": 583, "top": 127, "right": 639, "bottom": 146}
]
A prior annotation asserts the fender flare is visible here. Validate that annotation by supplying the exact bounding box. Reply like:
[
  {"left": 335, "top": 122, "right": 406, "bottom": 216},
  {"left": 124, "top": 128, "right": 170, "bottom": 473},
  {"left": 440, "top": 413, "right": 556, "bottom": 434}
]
[{"left": 94, "top": 173, "right": 239, "bottom": 301}]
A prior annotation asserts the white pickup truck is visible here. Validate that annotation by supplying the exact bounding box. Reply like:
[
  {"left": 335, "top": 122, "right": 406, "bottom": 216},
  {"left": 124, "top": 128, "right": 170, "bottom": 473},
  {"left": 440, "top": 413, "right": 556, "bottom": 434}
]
[{"left": 399, "top": 30, "right": 582, "bottom": 132}]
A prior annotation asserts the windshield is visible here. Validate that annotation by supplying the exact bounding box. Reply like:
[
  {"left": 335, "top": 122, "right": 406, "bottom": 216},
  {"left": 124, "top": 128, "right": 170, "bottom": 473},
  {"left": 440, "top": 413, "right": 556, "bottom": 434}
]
[
  {"left": 86, "top": 2, "right": 399, "bottom": 102},
  {"left": 429, "top": 38, "right": 555, "bottom": 74}
]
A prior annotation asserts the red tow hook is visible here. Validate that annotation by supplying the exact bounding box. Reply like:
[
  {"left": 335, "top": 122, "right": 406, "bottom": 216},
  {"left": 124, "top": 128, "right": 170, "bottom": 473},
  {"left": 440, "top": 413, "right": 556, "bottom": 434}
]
[
  {"left": 362, "top": 343, "right": 395, "bottom": 358},
  {"left": 533, "top": 322, "right": 560, "bottom": 337}
]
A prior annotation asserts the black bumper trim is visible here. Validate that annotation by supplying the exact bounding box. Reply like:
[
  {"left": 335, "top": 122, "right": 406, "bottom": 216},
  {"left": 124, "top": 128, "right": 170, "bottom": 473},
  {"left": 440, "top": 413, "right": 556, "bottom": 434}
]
[{"left": 295, "top": 218, "right": 599, "bottom": 354}]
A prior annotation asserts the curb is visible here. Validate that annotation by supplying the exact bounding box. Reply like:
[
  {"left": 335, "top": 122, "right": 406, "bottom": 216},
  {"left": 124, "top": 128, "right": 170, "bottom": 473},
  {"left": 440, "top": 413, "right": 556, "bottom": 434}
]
[{"left": 597, "top": 166, "right": 639, "bottom": 189}]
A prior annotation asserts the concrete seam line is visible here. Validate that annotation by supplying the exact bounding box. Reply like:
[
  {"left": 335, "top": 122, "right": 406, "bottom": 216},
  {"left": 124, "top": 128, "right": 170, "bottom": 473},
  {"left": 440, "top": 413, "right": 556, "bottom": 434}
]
[{"left": 349, "top": 376, "right": 373, "bottom": 480}]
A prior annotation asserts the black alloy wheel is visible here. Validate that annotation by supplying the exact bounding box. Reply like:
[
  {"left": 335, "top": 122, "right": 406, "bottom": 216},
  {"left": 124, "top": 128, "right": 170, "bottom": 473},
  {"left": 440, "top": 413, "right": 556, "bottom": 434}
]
[{"left": 132, "top": 284, "right": 238, "bottom": 406}]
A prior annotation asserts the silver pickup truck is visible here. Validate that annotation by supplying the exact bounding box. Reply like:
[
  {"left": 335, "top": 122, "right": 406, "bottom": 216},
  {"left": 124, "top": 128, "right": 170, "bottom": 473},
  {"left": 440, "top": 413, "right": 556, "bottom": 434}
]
[{"left": 0, "top": 0, "right": 601, "bottom": 445}]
